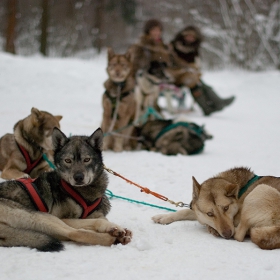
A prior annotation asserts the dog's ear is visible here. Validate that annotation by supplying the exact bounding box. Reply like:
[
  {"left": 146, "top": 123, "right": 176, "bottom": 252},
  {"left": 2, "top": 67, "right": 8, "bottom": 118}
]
[
  {"left": 107, "top": 47, "right": 114, "bottom": 60},
  {"left": 192, "top": 176, "right": 201, "bottom": 201},
  {"left": 88, "top": 128, "right": 103, "bottom": 151},
  {"left": 225, "top": 184, "right": 239, "bottom": 199},
  {"left": 31, "top": 107, "right": 44, "bottom": 126},
  {"left": 52, "top": 127, "right": 68, "bottom": 150},
  {"left": 55, "top": 115, "right": 63, "bottom": 122}
]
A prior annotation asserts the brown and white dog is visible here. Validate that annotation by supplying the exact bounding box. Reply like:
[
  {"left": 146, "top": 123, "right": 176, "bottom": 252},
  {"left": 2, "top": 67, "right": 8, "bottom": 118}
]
[
  {"left": 0, "top": 107, "right": 62, "bottom": 180},
  {"left": 101, "top": 48, "right": 136, "bottom": 152},
  {"left": 152, "top": 167, "right": 280, "bottom": 250}
]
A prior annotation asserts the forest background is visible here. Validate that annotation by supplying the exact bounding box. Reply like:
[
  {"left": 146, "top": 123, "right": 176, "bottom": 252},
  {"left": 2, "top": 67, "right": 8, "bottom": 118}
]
[{"left": 0, "top": 0, "right": 279, "bottom": 70}]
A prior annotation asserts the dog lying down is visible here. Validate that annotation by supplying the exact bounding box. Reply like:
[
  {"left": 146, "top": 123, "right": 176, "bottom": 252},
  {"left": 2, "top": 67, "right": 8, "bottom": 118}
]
[
  {"left": 0, "top": 127, "right": 132, "bottom": 251},
  {"left": 152, "top": 167, "right": 280, "bottom": 250},
  {"left": 135, "top": 118, "right": 212, "bottom": 155},
  {"left": 0, "top": 107, "right": 62, "bottom": 180}
]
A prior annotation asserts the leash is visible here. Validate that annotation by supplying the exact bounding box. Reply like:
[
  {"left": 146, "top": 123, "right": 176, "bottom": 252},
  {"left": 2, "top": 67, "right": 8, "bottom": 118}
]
[
  {"left": 103, "top": 165, "right": 190, "bottom": 208},
  {"left": 107, "top": 84, "right": 122, "bottom": 133},
  {"left": 136, "top": 106, "right": 163, "bottom": 126},
  {"left": 43, "top": 153, "right": 56, "bottom": 169},
  {"left": 106, "top": 189, "right": 176, "bottom": 212},
  {"left": 103, "top": 106, "right": 162, "bottom": 139}
]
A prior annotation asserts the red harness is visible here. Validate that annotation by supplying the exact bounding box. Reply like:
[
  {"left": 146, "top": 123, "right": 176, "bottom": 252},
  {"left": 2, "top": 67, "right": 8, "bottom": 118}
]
[
  {"left": 17, "top": 178, "right": 48, "bottom": 212},
  {"left": 61, "top": 180, "right": 102, "bottom": 219},
  {"left": 16, "top": 178, "right": 102, "bottom": 219},
  {"left": 17, "top": 144, "right": 43, "bottom": 174}
]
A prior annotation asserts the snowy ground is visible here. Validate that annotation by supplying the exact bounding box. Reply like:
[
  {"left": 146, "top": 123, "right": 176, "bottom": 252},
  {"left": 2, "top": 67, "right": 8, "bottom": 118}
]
[{"left": 1, "top": 52, "right": 280, "bottom": 280}]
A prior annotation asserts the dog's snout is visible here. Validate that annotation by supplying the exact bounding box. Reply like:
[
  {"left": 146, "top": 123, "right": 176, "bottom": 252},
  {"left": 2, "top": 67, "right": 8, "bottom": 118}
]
[
  {"left": 73, "top": 172, "right": 84, "bottom": 183},
  {"left": 222, "top": 229, "right": 233, "bottom": 239}
]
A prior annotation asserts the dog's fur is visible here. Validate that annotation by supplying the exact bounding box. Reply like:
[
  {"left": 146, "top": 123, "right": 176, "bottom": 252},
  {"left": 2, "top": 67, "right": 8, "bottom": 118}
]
[
  {"left": 164, "top": 63, "right": 201, "bottom": 89},
  {"left": 136, "top": 119, "right": 212, "bottom": 155},
  {"left": 0, "top": 107, "right": 62, "bottom": 180},
  {"left": 101, "top": 48, "right": 136, "bottom": 152},
  {"left": 152, "top": 167, "right": 280, "bottom": 249},
  {"left": 134, "top": 61, "right": 169, "bottom": 125},
  {"left": 0, "top": 127, "right": 132, "bottom": 251}
]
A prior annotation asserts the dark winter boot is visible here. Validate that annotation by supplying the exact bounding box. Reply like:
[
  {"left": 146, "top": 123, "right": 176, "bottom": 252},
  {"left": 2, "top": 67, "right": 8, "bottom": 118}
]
[
  {"left": 200, "top": 80, "right": 235, "bottom": 109},
  {"left": 190, "top": 85, "right": 222, "bottom": 116}
]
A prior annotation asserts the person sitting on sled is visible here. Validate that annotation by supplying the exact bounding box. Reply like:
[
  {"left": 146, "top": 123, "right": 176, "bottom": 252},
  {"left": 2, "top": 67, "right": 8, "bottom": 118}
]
[{"left": 169, "top": 25, "right": 235, "bottom": 116}]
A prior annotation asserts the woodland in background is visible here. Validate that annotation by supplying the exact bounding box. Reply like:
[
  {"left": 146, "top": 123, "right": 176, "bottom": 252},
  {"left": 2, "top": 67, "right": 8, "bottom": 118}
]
[{"left": 1, "top": 0, "right": 279, "bottom": 70}]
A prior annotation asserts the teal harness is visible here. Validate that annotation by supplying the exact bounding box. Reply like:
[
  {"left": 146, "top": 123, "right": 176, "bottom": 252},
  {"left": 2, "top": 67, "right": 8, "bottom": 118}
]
[
  {"left": 154, "top": 122, "right": 207, "bottom": 155},
  {"left": 238, "top": 175, "right": 262, "bottom": 198}
]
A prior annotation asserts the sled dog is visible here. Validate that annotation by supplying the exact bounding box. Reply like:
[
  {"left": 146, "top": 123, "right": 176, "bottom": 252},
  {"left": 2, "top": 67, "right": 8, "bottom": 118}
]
[
  {"left": 0, "top": 127, "right": 132, "bottom": 251},
  {"left": 152, "top": 167, "right": 280, "bottom": 250},
  {"left": 0, "top": 107, "right": 62, "bottom": 180},
  {"left": 136, "top": 119, "right": 212, "bottom": 155},
  {"left": 101, "top": 47, "right": 136, "bottom": 152},
  {"left": 134, "top": 61, "right": 170, "bottom": 125}
]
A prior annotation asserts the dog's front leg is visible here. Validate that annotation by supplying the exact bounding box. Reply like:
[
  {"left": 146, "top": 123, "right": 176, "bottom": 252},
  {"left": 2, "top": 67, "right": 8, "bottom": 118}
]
[
  {"left": 1, "top": 166, "right": 29, "bottom": 180},
  {"left": 206, "top": 225, "right": 220, "bottom": 237},
  {"left": 0, "top": 206, "right": 117, "bottom": 246},
  {"left": 62, "top": 218, "right": 132, "bottom": 245},
  {"left": 152, "top": 209, "right": 196, "bottom": 224}
]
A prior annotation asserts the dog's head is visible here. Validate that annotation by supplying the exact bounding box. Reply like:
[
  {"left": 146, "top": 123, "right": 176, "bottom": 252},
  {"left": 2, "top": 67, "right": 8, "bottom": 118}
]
[
  {"left": 191, "top": 176, "right": 239, "bottom": 239},
  {"left": 147, "top": 61, "right": 168, "bottom": 80},
  {"left": 106, "top": 47, "right": 132, "bottom": 83},
  {"left": 18, "top": 107, "right": 63, "bottom": 151},
  {"left": 52, "top": 127, "right": 104, "bottom": 187}
]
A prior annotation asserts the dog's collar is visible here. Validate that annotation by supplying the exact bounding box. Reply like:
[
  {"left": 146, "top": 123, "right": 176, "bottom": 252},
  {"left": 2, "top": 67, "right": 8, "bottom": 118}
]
[
  {"left": 238, "top": 174, "right": 262, "bottom": 198},
  {"left": 16, "top": 142, "right": 43, "bottom": 174},
  {"left": 60, "top": 180, "right": 102, "bottom": 219}
]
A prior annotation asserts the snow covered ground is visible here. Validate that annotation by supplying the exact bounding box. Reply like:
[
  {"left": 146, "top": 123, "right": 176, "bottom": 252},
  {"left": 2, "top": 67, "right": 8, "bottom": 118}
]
[{"left": 0, "top": 52, "right": 280, "bottom": 280}]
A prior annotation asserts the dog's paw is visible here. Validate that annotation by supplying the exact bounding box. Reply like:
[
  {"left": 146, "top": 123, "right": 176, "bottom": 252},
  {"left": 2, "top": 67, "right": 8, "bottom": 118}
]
[
  {"left": 152, "top": 214, "right": 173, "bottom": 225},
  {"left": 206, "top": 225, "right": 220, "bottom": 237},
  {"left": 109, "top": 228, "right": 132, "bottom": 245},
  {"left": 21, "top": 173, "right": 30, "bottom": 179}
]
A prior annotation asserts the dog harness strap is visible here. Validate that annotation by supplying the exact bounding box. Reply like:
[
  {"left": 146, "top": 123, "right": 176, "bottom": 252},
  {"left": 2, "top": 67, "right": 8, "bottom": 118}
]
[
  {"left": 104, "top": 90, "right": 131, "bottom": 104},
  {"left": 60, "top": 180, "right": 102, "bottom": 219},
  {"left": 17, "top": 144, "right": 43, "bottom": 174},
  {"left": 17, "top": 178, "right": 48, "bottom": 212},
  {"left": 238, "top": 175, "right": 262, "bottom": 198}
]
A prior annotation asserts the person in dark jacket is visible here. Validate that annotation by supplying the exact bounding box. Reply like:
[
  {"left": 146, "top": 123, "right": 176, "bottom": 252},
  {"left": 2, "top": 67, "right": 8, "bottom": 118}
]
[
  {"left": 130, "top": 19, "right": 171, "bottom": 77},
  {"left": 170, "top": 25, "right": 235, "bottom": 116}
]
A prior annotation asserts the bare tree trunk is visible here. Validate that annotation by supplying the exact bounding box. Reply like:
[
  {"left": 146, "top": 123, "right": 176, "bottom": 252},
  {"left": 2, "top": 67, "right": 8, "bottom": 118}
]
[
  {"left": 40, "top": 0, "right": 49, "bottom": 56},
  {"left": 5, "top": 0, "right": 17, "bottom": 54},
  {"left": 94, "top": 0, "right": 105, "bottom": 53}
]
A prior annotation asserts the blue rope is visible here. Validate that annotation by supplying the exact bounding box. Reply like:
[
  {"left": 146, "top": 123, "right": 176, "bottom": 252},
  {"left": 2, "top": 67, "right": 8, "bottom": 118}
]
[
  {"left": 104, "top": 106, "right": 162, "bottom": 137},
  {"left": 105, "top": 189, "right": 176, "bottom": 212},
  {"left": 138, "top": 106, "right": 163, "bottom": 125},
  {"left": 42, "top": 153, "right": 56, "bottom": 169}
]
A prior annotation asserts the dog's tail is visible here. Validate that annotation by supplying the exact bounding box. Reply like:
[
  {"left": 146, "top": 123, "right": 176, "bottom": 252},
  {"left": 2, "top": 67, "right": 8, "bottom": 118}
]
[{"left": 0, "top": 223, "right": 64, "bottom": 252}]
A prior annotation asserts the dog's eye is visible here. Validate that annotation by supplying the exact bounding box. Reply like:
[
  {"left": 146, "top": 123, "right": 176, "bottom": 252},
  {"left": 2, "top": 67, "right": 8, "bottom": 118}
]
[
  {"left": 224, "top": 206, "right": 229, "bottom": 212},
  {"left": 207, "top": 212, "right": 214, "bottom": 217},
  {"left": 84, "top": 158, "right": 91, "bottom": 163},
  {"left": 65, "top": 159, "right": 72, "bottom": 164}
]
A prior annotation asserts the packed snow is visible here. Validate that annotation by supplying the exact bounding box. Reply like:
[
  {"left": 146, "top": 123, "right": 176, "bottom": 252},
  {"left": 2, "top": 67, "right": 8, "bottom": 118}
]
[{"left": 0, "top": 52, "right": 280, "bottom": 280}]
